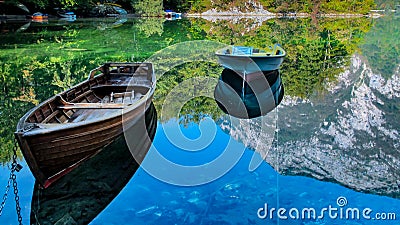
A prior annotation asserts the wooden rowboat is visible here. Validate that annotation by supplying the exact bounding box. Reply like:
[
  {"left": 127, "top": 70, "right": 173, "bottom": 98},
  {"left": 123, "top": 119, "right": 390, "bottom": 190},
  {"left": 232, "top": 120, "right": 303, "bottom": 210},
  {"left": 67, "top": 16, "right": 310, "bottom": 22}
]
[
  {"left": 15, "top": 62, "right": 156, "bottom": 188},
  {"left": 215, "top": 44, "right": 286, "bottom": 73}
]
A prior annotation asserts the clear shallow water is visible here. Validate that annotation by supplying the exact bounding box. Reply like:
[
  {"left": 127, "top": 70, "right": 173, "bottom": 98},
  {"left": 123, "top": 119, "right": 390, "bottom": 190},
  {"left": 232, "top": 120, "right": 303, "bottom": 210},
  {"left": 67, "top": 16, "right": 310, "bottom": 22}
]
[
  {"left": 1, "top": 121, "right": 399, "bottom": 224},
  {"left": 94, "top": 122, "right": 400, "bottom": 225},
  {"left": 0, "top": 16, "right": 399, "bottom": 224}
]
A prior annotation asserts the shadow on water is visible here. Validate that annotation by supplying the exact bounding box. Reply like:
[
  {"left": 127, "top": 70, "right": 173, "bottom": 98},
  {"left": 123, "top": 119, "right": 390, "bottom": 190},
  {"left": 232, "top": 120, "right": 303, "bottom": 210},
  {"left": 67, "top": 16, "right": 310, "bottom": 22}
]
[
  {"left": 30, "top": 103, "right": 157, "bottom": 225},
  {"left": 214, "top": 68, "right": 284, "bottom": 119}
]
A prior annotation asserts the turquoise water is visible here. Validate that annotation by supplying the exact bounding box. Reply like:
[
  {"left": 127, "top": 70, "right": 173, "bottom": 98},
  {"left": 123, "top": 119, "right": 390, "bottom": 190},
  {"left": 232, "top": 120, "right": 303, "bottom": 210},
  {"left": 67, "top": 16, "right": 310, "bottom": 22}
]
[
  {"left": 2, "top": 120, "right": 399, "bottom": 224},
  {"left": 93, "top": 121, "right": 400, "bottom": 225}
]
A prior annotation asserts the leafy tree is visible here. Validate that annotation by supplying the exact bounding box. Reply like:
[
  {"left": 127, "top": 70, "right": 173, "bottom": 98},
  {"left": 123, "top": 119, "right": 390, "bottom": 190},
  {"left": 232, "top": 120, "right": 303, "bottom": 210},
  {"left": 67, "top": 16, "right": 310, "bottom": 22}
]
[
  {"left": 136, "top": 18, "right": 164, "bottom": 37},
  {"left": 131, "top": 0, "right": 163, "bottom": 16},
  {"left": 155, "top": 62, "right": 223, "bottom": 124},
  {"left": 190, "top": 0, "right": 212, "bottom": 12},
  {"left": 319, "top": 0, "right": 375, "bottom": 14}
]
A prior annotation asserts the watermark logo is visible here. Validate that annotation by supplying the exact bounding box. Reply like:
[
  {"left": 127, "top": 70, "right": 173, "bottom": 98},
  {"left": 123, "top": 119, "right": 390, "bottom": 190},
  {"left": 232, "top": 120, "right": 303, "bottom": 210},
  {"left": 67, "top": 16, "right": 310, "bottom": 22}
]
[
  {"left": 336, "top": 196, "right": 347, "bottom": 207},
  {"left": 257, "top": 197, "right": 396, "bottom": 221}
]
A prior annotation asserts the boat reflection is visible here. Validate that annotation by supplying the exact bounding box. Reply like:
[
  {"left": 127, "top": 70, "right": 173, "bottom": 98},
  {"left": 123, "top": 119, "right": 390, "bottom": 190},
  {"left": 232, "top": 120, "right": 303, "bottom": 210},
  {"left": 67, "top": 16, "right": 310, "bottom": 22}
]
[
  {"left": 30, "top": 102, "right": 157, "bottom": 225},
  {"left": 214, "top": 69, "right": 284, "bottom": 119},
  {"left": 95, "top": 17, "right": 128, "bottom": 30},
  {"left": 58, "top": 17, "right": 77, "bottom": 23}
]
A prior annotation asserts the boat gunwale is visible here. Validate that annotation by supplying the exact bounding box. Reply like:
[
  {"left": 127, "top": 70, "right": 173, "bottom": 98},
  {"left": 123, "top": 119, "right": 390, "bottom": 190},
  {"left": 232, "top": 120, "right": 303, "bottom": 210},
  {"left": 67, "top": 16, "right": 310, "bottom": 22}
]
[{"left": 19, "top": 90, "right": 154, "bottom": 137}]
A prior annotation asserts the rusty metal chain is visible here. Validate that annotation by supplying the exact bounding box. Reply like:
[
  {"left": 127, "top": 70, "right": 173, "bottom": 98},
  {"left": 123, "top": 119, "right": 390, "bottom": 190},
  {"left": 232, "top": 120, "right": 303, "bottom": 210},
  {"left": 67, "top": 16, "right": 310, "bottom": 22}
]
[
  {"left": 12, "top": 139, "right": 23, "bottom": 225},
  {"left": 12, "top": 173, "right": 22, "bottom": 225},
  {"left": 0, "top": 171, "right": 13, "bottom": 216},
  {"left": 0, "top": 139, "right": 23, "bottom": 224}
]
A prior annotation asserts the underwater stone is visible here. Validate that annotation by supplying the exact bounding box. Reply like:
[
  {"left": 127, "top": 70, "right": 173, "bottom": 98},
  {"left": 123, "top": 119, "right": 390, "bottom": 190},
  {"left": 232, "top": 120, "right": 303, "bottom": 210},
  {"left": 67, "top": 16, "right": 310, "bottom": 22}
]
[
  {"left": 54, "top": 213, "right": 77, "bottom": 225},
  {"left": 135, "top": 205, "right": 159, "bottom": 217},
  {"left": 174, "top": 208, "right": 185, "bottom": 219},
  {"left": 187, "top": 197, "right": 200, "bottom": 203}
]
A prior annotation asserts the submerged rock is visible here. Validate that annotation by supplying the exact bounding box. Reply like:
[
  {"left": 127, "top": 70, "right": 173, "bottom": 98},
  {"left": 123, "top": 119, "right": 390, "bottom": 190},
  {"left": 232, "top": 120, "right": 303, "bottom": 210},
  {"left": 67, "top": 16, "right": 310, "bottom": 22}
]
[
  {"left": 135, "top": 205, "right": 160, "bottom": 218},
  {"left": 54, "top": 214, "right": 77, "bottom": 225},
  {"left": 213, "top": 182, "right": 243, "bottom": 208}
]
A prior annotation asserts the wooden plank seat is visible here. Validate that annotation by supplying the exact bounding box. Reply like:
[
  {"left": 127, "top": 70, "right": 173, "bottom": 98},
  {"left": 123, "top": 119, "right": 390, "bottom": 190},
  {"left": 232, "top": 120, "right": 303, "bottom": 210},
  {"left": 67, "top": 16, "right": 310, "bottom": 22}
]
[
  {"left": 56, "top": 90, "right": 143, "bottom": 110},
  {"left": 90, "top": 85, "right": 131, "bottom": 93},
  {"left": 58, "top": 103, "right": 128, "bottom": 110},
  {"left": 91, "top": 81, "right": 152, "bottom": 90}
]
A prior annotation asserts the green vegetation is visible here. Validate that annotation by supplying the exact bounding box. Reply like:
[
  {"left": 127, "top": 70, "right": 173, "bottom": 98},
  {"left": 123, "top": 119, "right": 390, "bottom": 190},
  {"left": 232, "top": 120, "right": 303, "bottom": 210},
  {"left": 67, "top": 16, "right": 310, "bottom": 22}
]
[
  {"left": 193, "top": 17, "right": 372, "bottom": 97},
  {"left": 163, "top": 0, "right": 384, "bottom": 14},
  {"left": 0, "top": 15, "right": 375, "bottom": 163},
  {"left": 132, "top": 0, "right": 163, "bottom": 16},
  {"left": 374, "top": 0, "right": 398, "bottom": 10},
  {"left": 4, "top": 0, "right": 94, "bottom": 12},
  {"left": 156, "top": 62, "right": 224, "bottom": 124},
  {"left": 361, "top": 15, "right": 400, "bottom": 78},
  {"left": 319, "top": 0, "right": 375, "bottom": 14},
  {"left": 187, "top": 0, "right": 376, "bottom": 14},
  {"left": 2, "top": 0, "right": 163, "bottom": 16},
  {"left": 3, "top": 0, "right": 391, "bottom": 15},
  {"left": 0, "top": 18, "right": 197, "bottom": 163}
]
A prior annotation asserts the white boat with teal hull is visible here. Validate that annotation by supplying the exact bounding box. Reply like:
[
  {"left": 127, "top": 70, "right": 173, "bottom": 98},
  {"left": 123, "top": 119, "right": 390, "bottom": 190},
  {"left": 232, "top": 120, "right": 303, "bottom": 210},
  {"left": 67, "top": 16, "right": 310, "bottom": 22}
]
[{"left": 215, "top": 44, "right": 286, "bottom": 74}]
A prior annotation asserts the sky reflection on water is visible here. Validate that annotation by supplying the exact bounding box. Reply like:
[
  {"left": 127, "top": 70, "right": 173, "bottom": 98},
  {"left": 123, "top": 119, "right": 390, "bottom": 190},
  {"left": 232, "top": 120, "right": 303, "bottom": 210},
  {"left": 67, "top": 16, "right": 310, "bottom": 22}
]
[
  {"left": 91, "top": 121, "right": 400, "bottom": 225},
  {"left": 0, "top": 113, "right": 399, "bottom": 224}
]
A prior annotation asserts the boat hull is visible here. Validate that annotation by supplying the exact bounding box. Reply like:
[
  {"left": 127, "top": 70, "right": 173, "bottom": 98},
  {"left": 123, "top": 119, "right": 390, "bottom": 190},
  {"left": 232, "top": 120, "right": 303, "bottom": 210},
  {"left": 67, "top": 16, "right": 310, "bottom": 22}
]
[
  {"left": 215, "top": 45, "right": 286, "bottom": 73},
  {"left": 30, "top": 103, "right": 157, "bottom": 224},
  {"left": 15, "top": 98, "right": 152, "bottom": 188},
  {"left": 216, "top": 54, "right": 285, "bottom": 73}
]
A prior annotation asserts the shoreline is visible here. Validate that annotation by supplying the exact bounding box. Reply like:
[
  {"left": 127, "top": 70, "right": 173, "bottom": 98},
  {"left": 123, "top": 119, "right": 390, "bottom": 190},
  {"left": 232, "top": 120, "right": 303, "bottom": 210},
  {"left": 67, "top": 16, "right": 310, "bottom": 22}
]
[
  {"left": 186, "top": 12, "right": 383, "bottom": 19},
  {"left": 0, "top": 11, "right": 386, "bottom": 22}
]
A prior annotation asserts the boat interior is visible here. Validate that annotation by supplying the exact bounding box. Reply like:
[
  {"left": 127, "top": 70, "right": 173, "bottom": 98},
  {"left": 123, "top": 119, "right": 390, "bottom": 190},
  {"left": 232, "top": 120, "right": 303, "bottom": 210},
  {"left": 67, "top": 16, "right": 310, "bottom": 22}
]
[
  {"left": 25, "top": 63, "right": 153, "bottom": 124},
  {"left": 220, "top": 45, "right": 284, "bottom": 56}
]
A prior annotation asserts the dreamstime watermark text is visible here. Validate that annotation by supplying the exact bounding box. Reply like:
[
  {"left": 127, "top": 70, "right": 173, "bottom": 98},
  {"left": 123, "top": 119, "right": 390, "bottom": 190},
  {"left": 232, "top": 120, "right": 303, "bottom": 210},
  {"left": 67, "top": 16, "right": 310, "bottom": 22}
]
[{"left": 257, "top": 197, "right": 396, "bottom": 221}]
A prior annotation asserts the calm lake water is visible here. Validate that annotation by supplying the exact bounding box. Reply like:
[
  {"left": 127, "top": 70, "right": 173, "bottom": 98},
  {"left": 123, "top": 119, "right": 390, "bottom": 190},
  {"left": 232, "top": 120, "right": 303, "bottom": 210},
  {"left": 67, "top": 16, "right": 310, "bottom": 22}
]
[{"left": 0, "top": 16, "right": 399, "bottom": 224}]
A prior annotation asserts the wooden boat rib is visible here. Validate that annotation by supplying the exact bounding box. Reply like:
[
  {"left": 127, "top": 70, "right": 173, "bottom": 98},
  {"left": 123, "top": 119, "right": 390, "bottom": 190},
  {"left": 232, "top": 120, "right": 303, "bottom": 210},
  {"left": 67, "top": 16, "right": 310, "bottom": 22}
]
[
  {"left": 15, "top": 62, "right": 156, "bottom": 188},
  {"left": 215, "top": 44, "right": 286, "bottom": 73}
]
